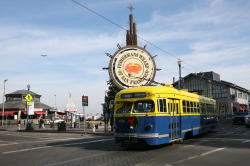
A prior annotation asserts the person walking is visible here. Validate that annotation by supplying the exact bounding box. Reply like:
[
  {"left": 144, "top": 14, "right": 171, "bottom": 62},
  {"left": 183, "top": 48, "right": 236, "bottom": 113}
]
[{"left": 17, "top": 119, "right": 21, "bottom": 131}]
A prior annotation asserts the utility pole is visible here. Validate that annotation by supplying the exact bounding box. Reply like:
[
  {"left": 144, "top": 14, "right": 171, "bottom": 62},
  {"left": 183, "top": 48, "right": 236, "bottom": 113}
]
[
  {"left": 1, "top": 79, "right": 8, "bottom": 126},
  {"left": 177, "top": 59, "right": 182, "bottom": 89}
]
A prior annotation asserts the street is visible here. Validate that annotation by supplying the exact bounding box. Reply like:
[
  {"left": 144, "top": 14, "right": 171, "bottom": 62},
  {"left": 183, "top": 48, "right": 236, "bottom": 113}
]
[{"left": 0, "top": 120, "right": 249, "bottom": 166}]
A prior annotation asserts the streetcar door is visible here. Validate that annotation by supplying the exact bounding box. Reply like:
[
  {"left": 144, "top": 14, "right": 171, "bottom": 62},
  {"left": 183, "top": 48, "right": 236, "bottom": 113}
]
[{"left": 168, "top": 99, "right": 181, "bottom": 140}]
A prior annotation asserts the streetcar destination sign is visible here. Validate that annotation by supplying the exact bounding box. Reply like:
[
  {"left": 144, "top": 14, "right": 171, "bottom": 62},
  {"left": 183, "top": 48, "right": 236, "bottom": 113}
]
[{"left": 109, "top": 46, "right": 156, "bottom": 89}]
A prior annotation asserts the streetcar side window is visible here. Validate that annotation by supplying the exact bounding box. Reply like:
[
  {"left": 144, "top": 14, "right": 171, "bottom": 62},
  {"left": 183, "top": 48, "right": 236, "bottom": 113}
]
[
  {"left": 134, "top": 100, "right": 154, "bottom": 113},
  {"left": 194, "top": 102, "right": 197, "bottom": 113},
  {"left": 176, "top": 103, "right": 179, "bottom": 114},
  {"left": 158, "top": 99, "right": 167, "bottom": 113},
  {"left": 201, "top": 103, "right": 206, "bottom": 114},
  {"left": 205, "top": 104, "right": 209, "bottom": 114},
  {"left": 197, "top": 103, "right": 201, "bottom": 113},
  {"left": 187, "top": 101, "right": 190, "bottom": 113},
  {"left": 182, "top": 100, "right": 187, "bottom": 113},
  {"left": 116, "top": 102, "right": 133, "bottom": 114}
]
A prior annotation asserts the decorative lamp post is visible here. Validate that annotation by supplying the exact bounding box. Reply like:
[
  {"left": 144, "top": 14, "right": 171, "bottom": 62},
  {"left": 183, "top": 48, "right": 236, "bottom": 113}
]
[
  {"left": 177, "top": 59, "right": 182, "bottom": 89},
  {"left": 54, "top": 94, "right": 57, "bottom": 109},
  {"left": 1, "top": 79, "right": 8, "bottom": 126}
]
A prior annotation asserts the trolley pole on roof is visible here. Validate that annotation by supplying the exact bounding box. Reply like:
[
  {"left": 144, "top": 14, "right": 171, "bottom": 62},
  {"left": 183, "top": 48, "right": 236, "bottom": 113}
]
[{"left": 177, "top": 59, "right": 182, "bottom": 89}]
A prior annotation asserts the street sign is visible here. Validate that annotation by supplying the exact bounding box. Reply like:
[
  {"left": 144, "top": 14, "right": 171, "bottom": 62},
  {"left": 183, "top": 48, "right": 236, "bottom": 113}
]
[
  {"left": 25, "top": 94, "right": 33, "bottom": 101},
  {"left": 82, "top": 96, "right": 88, "bottom": 106},
  {"left": 25, "top": 94, "right": 33, "bottom": 106},
  {"left": 27, "top": 101, "right": 34, "bottom": 115}
]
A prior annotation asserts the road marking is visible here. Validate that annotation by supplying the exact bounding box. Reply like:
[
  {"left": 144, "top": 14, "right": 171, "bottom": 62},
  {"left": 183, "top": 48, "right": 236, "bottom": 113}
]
[
  {"left": 173, "top": 147, "right": 226, "bottom": 164},
  {"left": 0, "top": 137, "right": 95, "bottom": 146},
  {"left": 241, "top": 140, "right": 250, "bottom": 143},
  {"left": 200, "top": 148, "right": 225, "bottom": 156},
  {"left": 2, "top": 138, "right": 113, "bottom": 154},
  {"left": 202, "top": 138, "right": 250, "bottom": 142},
  {"left": 18, "top": 137, "right": 94, "bottom": 144},
  {"left": 0, "top": 142, "right": 19, "bottom": 146},
  {"left": 43, "top": 151, "right": 114, "bottom": 166}
]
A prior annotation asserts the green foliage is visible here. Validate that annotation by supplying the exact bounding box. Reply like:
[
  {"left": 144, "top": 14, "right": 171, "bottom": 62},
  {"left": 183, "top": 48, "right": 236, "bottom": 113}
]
[{"left": 104, "top": 81, "right": 121, "bottom": 113}]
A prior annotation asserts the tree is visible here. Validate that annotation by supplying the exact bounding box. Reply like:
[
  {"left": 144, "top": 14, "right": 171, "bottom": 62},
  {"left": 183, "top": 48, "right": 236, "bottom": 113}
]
[{"left": 104, "top": 81, "right": 121, "bottom": 131}]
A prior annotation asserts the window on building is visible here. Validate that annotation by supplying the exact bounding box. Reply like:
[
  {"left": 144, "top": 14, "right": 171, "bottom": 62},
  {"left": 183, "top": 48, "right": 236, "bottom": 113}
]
[
  {"left": 238, "top": 91, "right": 243, "bottom": 98},
  {"left": 6, "top": 97, "right": 21, "bottom": 101}
]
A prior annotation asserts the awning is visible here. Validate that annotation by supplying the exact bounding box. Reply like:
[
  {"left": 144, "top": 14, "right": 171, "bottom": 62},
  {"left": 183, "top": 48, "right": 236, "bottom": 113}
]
[
  {"left": 35, "top": 111, "right": 46, "bottom": 115},
  {"left": 57, "top": 112, "right": 66, "bottom": 115},
  {"left": 66, "top": 110, "right": 77, "bottom": 112},
  {"left": 239, "top": 107, "right": 247, "bottom": 111},
  {"left": 0, "top": 111, "right": 16, "bottom": 115}
]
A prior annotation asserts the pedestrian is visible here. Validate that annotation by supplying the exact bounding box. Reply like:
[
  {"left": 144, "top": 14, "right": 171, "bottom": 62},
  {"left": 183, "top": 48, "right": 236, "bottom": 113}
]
[
  {"left": 17, "top": 119, "right": 21, "bottom": 131},
  {"left": 41, "top": 118, "right": 45, "bottom": 128},
  {"left": 39, "top": 118, "right": 42, "bottom": 128}
]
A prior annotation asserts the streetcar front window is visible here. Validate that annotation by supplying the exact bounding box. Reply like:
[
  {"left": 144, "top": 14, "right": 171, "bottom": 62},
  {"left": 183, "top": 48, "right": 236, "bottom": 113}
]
[
  {"left": 116, "top": 102, "right": 133, "bottom": 114},
  {"left": 133, "top": 100, "right": 154, "bottom": 113}
]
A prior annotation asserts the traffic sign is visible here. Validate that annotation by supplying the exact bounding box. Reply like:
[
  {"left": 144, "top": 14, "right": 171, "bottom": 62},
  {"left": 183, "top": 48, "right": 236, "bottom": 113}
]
[
  {"left": 27, "top": 101, "right": 31, "bottom": 106},
  {"left": 82, "top": 96, "right": 88, "bottom": 106},
  {"left": 25, "top": 94, "right": 33, "bottom": 101}
]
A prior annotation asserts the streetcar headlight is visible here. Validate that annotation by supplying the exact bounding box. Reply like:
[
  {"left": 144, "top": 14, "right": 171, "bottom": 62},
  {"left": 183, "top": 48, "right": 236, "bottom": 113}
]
[{"left": 129, "top": 125, "right": 134, "bottom": 130}]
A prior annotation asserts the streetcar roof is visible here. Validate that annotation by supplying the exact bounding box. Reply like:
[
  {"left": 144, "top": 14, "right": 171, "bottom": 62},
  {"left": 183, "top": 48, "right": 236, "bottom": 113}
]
[{"left": 116, "top": 85, "right": 215, "bottom": 103}]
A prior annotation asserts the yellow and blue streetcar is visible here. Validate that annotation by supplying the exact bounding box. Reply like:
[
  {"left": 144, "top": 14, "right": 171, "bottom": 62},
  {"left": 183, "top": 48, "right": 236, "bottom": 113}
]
[{"left": 114, "top": 85, "right": 218, "bottom": 146}]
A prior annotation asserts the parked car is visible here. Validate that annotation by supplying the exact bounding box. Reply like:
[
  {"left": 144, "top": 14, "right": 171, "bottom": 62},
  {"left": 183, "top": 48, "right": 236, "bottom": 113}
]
[
  {"left": 233, "top": 111, "right": 249, "bottom": 125},
  {"left": 233, "top": 114, "right": 246, "bottom": 125},
  {"left": 245, "top": 115, "right": 250, "bottom": 128},
  {"left": 87, "top": 117, "right": 94, "bottom": 121}
]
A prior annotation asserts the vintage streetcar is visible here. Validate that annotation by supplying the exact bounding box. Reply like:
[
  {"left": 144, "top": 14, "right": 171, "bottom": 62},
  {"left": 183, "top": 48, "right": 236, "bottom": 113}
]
[{"left": 114, "top": 85, "right": 218, "bottom": 146}]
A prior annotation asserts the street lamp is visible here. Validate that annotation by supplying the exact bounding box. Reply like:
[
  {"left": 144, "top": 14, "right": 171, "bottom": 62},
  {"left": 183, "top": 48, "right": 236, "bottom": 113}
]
[
  {"left": 1, "top": 79, "right": 8, "bottom": 126},
  {"left": 177, "top": 59, "right": 182, "bottom": 90},
  {"left": 54, "top": 94, "right": 57, "bottom": 109}
]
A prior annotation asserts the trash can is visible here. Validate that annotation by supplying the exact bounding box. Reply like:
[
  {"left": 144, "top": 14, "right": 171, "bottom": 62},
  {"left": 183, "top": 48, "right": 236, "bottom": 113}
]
[
  {"left": 74, "top": 122, "right": 77, "bottom": 128},
  {"left": 25, "top": 122, "right": 34, "bottom": 131},
  {"left": 57, "top": 121, "right": 66, "bottom": 131},
  {"left": 50, "top": 122, "right": 55, "bottom": 128}
]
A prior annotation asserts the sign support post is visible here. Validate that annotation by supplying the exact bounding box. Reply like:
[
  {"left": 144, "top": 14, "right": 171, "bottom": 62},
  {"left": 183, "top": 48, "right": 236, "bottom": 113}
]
[
  {"left": 82, "top": 95, "right": 88, "bottom": 133},
  {"left": 25, "top": 84, "right": 33, "bottom": 131},
  {"left": 82, "top": 104, "right": 86, "bottom": 133}
]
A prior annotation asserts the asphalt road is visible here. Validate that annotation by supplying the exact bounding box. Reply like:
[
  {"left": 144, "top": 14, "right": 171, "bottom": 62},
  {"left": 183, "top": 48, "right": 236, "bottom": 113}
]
[{"left": 0, "top": 120, "right": 249, "bottom": 166}]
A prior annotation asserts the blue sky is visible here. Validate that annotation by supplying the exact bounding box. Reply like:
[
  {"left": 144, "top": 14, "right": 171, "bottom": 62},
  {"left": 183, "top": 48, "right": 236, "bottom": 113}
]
[{"left": 0, "top": 0, "right": 250, "bottom": 115}]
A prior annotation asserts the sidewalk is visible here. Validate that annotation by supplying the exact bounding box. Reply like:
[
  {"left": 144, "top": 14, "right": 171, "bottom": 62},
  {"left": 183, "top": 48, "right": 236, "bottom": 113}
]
[{"left": 0, "top": 124, "right": 114, "bottom": 136}]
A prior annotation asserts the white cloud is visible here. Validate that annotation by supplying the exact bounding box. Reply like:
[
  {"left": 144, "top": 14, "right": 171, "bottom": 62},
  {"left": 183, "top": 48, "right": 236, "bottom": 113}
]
[{"left": 1, "top": 0, "right": 250, "bottom": 115}]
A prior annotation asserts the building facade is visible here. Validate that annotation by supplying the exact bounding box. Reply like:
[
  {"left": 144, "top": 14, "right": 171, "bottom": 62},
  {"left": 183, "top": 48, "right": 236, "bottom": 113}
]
[
  {"left": 173, "top": 71, "right": 250, "bottom": 118},
  {"left": 0, "top": 90, "right": 52, "bottom": 122}
]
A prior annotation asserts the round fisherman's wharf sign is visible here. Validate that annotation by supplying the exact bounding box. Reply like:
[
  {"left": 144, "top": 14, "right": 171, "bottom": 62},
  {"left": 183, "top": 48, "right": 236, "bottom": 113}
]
[{"left": 109, "top": 46, "right": 156, "bottom": 89}]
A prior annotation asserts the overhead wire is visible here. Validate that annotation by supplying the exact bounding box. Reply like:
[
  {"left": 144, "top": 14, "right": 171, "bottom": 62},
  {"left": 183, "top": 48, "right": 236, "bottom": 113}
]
[{"left": 71, "top": 0, "right": 200, "bottom": 74}]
